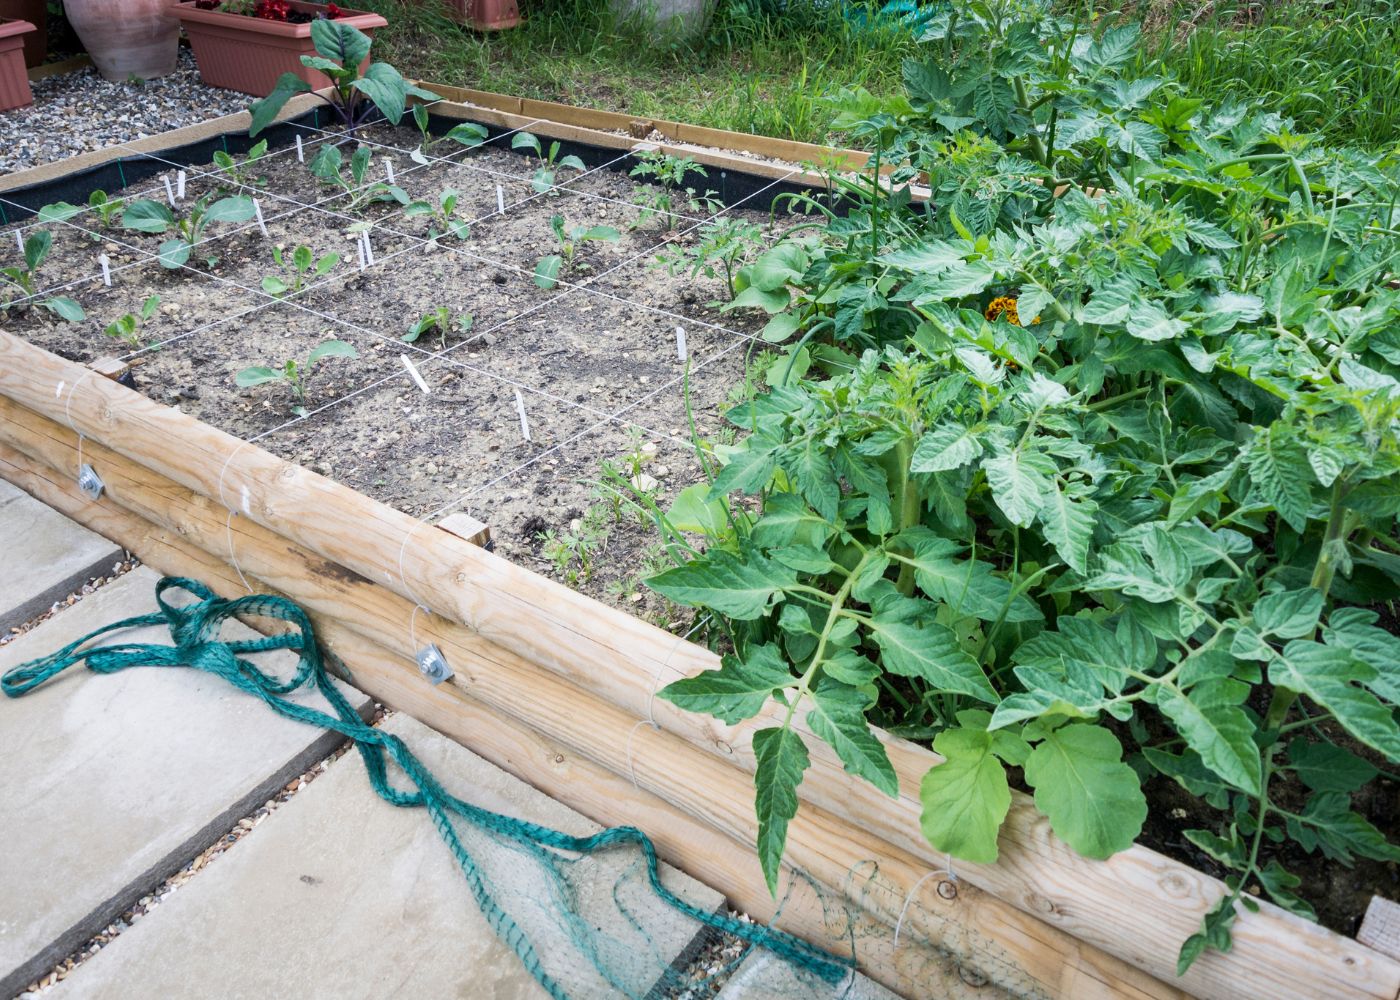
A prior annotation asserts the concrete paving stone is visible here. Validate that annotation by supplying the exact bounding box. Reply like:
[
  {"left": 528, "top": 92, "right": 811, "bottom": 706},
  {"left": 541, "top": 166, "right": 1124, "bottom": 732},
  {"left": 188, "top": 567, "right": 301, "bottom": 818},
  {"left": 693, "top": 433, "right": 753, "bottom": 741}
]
[
  {"left": 0, "top": 567, "right": 371, "bottom": 997},
  {"left": 717, "top": 952, "right": 903, "bottom": 1000},
  {"left": 0, "top": 479, "right": 124, "bottom": 631},
  {"left": 47, "top": 711, "right": 725, "bottom": 1000}
]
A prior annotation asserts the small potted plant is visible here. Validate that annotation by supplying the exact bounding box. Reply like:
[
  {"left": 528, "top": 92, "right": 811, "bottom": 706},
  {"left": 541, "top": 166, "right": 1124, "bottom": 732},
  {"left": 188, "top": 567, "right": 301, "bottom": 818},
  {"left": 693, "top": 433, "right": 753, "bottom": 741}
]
[
  {"left": 172, "top": 0, "right": 387, "bottom": 97},
  {"left": 0, "top": 17, "right": 35, "bottom": 110}
]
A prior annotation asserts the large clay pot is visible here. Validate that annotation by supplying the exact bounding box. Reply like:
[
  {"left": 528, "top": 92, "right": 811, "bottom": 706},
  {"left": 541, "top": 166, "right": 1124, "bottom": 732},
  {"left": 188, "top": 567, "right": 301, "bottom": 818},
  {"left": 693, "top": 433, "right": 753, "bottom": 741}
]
[{"left": 64, "top": 0, "right": 179, "bottom": 81}]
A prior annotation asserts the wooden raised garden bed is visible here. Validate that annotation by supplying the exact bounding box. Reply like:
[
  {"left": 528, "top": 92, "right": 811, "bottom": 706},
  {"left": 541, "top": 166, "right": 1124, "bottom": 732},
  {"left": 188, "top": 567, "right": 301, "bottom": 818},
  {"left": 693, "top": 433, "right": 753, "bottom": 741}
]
[{"left": 1, "top": 92, "right": 1397, "bottom": 1000}]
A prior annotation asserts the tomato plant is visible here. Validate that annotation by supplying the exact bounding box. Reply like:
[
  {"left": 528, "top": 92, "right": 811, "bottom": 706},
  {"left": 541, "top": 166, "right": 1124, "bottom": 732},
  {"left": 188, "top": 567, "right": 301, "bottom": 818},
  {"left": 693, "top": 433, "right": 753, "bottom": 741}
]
[{"left": 641, "top": 0, "right": 1400, "bottom": 971}]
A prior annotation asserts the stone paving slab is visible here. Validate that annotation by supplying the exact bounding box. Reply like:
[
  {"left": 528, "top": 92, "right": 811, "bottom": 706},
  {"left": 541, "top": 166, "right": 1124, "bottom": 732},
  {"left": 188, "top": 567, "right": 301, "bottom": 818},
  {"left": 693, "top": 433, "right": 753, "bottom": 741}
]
[
  {"left": 0, "top": 479, "right": 123, "bottom": 632},
  {"left": 47, "top": 711, "right": 725, "bottom": 1000},
  {"left": 717, "top": 952, "right": 903, "bottom": 1000},
  {"left": 0, "top": 567, "right": 371, "bottom": 997}
]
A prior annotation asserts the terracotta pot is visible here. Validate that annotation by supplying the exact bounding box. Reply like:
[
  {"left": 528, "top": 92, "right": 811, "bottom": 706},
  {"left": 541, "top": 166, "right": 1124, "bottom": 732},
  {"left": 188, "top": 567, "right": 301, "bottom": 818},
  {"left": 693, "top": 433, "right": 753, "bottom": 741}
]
[
  {"left": 64, "top": 0, "right": 179, "bottom": 81},
  {"left": 442, "top": 0, "right": 518, "bottom": 31},
  {"left": 0, "top": 17, "right": 35, "bottom": 109},
  {"left": 172, "top": 1, "right": 387, "bottom": 97},
  {"left": 0, "top": 0, "right": 44, "bottom": 67}
]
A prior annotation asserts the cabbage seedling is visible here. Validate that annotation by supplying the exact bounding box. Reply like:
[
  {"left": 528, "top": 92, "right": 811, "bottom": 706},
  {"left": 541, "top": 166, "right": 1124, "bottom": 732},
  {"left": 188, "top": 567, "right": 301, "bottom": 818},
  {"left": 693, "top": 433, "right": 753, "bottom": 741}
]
[
  {"left": 402, "top": 306, "right": 472, "bottom": 350},
  {"left": 402, "top": 187, "right": 469, "bottom": 242},
  {"left": 309, "top": 144, "right": 409, "bottom": 212},
  {"left": 410, "top": 105, "right": 488, "bottom": 164},
  {"left": 211, "top": 139, "right": 269, "bottom": 191},
  {"left": 104, "top": 294, "right": 161, "bottom": 347},
  {"left": 235, "top": 339, "right": 358, "bottom": 417},
  {"left": 534, "top": 215, "right": 620, "bottom": 289},
  {"left": 248, "top": 20, "right": 439, "bottom": 138},
  {"left": 1, "top": 230, "right": 86, "bottom": 321},
  {"left": 262, "top": 245, "right": 340, "bottom": 297},
  {"left": 511, "top": 132, "right": 586, "bottom": 194},
  {"left": 122, "top": 192, "right": 256, "bottom": 269}
]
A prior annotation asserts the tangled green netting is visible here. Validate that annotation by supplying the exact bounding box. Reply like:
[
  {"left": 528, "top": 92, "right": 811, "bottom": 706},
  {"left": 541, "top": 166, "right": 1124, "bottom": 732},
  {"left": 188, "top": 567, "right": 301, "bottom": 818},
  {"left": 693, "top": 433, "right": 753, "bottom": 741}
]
[{"left": 1, "top": 576, "right": 853, "bottom": 998}]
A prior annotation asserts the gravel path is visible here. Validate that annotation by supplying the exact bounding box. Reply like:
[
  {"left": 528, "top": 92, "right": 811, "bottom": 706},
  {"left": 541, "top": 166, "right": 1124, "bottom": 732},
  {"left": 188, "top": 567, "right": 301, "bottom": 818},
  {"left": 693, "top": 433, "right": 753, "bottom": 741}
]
[{"left": 0, "top": 49, "right": 250, "bottom": 176}]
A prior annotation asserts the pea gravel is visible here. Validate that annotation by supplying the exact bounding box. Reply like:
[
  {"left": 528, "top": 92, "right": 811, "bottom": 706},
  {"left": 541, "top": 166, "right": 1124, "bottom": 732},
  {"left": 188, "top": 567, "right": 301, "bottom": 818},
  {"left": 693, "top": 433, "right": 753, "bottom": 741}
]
[{"left": 0, "top": 49, "right": 250, "bottom": 176}]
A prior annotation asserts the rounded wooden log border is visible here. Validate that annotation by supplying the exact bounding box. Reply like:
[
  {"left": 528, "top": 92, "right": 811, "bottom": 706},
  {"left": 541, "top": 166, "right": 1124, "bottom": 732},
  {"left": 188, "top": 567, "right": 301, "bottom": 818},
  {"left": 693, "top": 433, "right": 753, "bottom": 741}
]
[
  {"left": 2, "top": 273, "right": 1397, "bottom": 1000},
  {"left": 0, "top": 400, "right": 1182, "bottom": 1000}
]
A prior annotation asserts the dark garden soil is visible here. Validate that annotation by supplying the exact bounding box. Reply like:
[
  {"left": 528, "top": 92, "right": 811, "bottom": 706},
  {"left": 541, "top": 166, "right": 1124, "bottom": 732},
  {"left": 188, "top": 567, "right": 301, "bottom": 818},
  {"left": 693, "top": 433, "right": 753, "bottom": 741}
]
[{"left": 1, "top": 123, "right": 776, "bottom": 626}]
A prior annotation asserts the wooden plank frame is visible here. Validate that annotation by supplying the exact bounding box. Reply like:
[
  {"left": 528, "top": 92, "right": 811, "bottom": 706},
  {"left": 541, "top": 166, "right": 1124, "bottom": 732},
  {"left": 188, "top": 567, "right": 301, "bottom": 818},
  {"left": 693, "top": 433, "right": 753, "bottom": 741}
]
[{"left": 1, "top": 92, "right": 1398, "bottom": 1000}]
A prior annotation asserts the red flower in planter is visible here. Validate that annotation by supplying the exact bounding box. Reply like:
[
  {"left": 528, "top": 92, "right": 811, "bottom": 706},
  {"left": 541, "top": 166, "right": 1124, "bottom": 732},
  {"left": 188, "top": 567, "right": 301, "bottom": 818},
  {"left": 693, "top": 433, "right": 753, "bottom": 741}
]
[
  {"left": 253, "top": 0, "right": 291, "bottom": 19},
  {"left": 325, "top": 2, "right": 345, "bottom": 17}
]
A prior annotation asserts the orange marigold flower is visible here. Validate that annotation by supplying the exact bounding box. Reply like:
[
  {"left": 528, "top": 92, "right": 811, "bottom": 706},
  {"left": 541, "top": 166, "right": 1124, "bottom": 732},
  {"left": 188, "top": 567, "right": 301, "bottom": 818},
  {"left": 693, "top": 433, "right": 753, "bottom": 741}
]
[{"left": 984, "top": 295, "right": 1040, "bottom": 327}]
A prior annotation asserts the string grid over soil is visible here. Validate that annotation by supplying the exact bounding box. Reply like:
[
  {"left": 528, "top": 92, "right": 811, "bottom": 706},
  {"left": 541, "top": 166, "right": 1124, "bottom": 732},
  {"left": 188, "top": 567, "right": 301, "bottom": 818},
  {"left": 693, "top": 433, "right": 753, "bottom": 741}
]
[{"left": 0, "top": 119, "right": 790, "bottom": 615}]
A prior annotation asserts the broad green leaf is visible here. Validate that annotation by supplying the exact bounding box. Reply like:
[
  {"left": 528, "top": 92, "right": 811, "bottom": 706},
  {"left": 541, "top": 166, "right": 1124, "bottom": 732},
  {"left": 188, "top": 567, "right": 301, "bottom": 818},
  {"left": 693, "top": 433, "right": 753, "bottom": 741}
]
[
  {"left": 752, "top": 727, "right": 809, "bottom": 896},
  {"left": 709, "top": 440, "right": 779, "bottom": 496},
  {"left": 353, "top": 63, "right": 415, "bottom": 126},
  {"left": 235, "top": 366, "right": 281, "bottom": 387},
  {"left": 248, "top": 72, "right": 314, "bottom": 137},
  {"left": 869, "top": 614, "right": 997, "bottom": 703},
  {"left": 919, "top": 726, "right": 1011, "bottom": 863},
  {"left": 156, "top": 239, "right": 191, "bottom": 269},
  {"left": 22, "top": 230, "right": 52, "bottom": 271},
  {"left": 761, "top": 312, "right": 801, "bottom": 343},
  {"left": 1040, "top": 485, "right": 1096, "bottom": 574},
  {"left": 121, "top": 200, "right": 176, "bottom": 233},
  {"left": 983, "top": 451, "right": 1048, "bottom": 527},
  {"left": 1023, "top": 723, "right": 1146, "bottom": 858},
  {"left": 911, "top": 422, "right": 983, "bottom": 473},
  {"left": 444, "top": 122, "right": 489, "bottom": 147},
  {"left": 1285, "top": 792, "right": 1400, "bottom": 864},
  {"left": 1267, "top": 640, "right": 1400, "bottom": 762},
  {"left": 306, "top": 339, "right": 358, "bottom": 366},
  {"left": 1156, "top": 680, "right": 1261, "bottom": 795},
  {"left": 511, "top": 132, "right": 542, "bottom": 156},
  {"left": 747, "top": 243, "right": 808, "bottom": 290},
  {"left": 41, "top": 297, "right": 85, "bottom": 323},
  {"left": 533, "top": 254, "right": 562, "bottom": 289},
  {"left": 1254, "top": 588, "right": 1322, "bottom": 639},
  {"left": 806, "top": 679, "right": 897, "bottom": 796},
  {"left": 37, "top": 201, "right": 85, "bottom": 222},
  {"left": 659, "top": 644, "right": 793, "bottom": 724},
  {"left": 1247, "top": 423, "right": 1313, "bottom": 532},
  {"left": 896, "top": 528, "right": 1041, "bottom": 623},
  {"left": 311, "top": 17, "right": 371, "bottom": 68},
  {"left": 728, "top": 284, "right": 790, "bottom": 314},
  {"left": 262, "top": 275, "right": 289, "bottom": 297},
  {"left": 1286, "top": 739, "right": 1377, "bottom": 794},
  {"left": 1126, "top": 300, "right": 1187, "bottom": 342},
  {"left": 646, "top": 550, "right": 795, "bottom": 620},
  {"left": 665, "top": 482, "right": 728, "bottom": 537}
]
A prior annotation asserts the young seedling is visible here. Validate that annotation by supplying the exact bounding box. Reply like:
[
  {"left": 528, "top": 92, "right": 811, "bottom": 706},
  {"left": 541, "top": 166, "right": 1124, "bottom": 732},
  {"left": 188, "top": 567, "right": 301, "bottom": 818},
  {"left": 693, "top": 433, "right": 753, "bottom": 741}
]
[
  {"left": 410, "top": 105, "right": 488, "bottom": 164},
  {"left": 510, "top": 132, "right": 587, "bottom": 194},
  {"left": 262, "top": 245, "right": 340, "bottom": 297},
  {"left": 402, "top": 187, "right": 470, "bottom": 242},
  {"left": 402, "top": 306, "right": 473, "bottom": 350},
  {"left": 35, "top": 193, "right": 126, "bottom": 240},
  {"left": 1, "top": 230, "right": 86, "bottom": 321},
  {"left": 211, "top": 139, "right": 269, "bottom": 191},
  {"left": 235, "top": 339, "right": 358, "bottom": 417},
  {"left": 309, "top": 144, "right": 409, "bottom": 212},
  {"left": 655, "top": 216, "right": 763, "bottom": 299},
  {"left": 104, "top": 294, "right": 161, "bottom": 347},
  {"left": 534, "top": 214, "right": 621, "bottom": 289},
  {"left": 538, "top": 506, "right": 610, "bottom": 586},
  {"left": 248, "top": 20, "right": 439, "bottom": 138},
  {"left": 121, "top": 192, "right": 256, "bottom": 269},
  {"left": 630, "top": 151, "right": 720, "bottom": 230}
]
